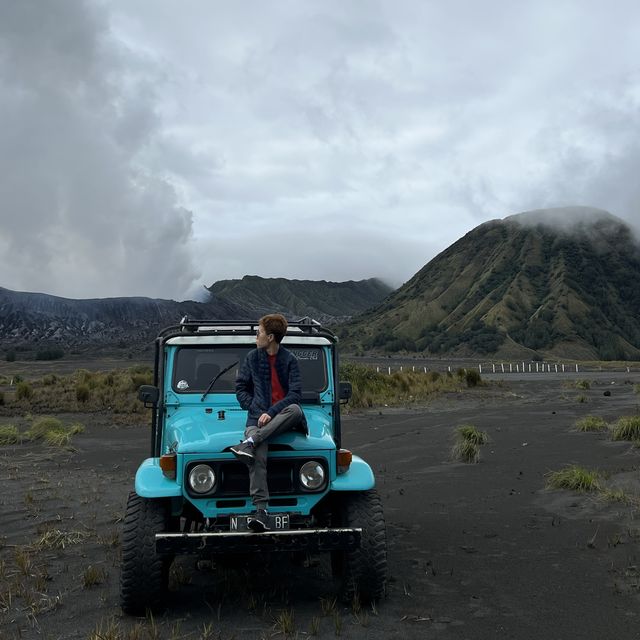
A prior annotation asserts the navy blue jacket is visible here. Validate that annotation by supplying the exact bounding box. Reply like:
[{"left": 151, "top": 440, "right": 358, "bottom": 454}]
[{"left": 236, "top": 347, "right": 302, "bottom": 426}]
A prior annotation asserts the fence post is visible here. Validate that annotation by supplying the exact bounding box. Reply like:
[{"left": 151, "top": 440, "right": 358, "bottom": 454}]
[
  {"left": 575, "top": 364, "right": 579, "bottom": 373},
  {"left": 388, "top": 366, "right": 391, "bottom": 375},
  {"left": 479, "top": 364, "right": 482, "bottom": 373}
]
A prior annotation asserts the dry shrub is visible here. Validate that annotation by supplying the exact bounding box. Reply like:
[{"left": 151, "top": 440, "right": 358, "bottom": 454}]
[
  {"left": 36, "top": 529, "right": 90, "bottom": 550},
  {"left": 464, "top": 370, "right": 482, "bottom": 387},
  {"left": 340, "top": 363, "right": 461, "bottom": 409},
  {"left": 15, "top": 382, "right": 33, "bottom": 401},
  {"left": 83, "top": 565, "right": 106, "bottom": 588},
  {"left": 76, "top": 384, "right": 90, "bottom": 403}
]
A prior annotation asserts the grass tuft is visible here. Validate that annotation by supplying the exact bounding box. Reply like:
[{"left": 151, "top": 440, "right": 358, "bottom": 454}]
[
  {"left": 451, "top": 439, "right": 480, "bottom": 463},
  {"left": 83, "top": 565, "right": 106, "bottom": 588},
  {"left": 599, "top": 488, "right": 640, "bottom": 506},
  {"left": 456, "top": 424, "right": 489, "bottom": 445},
  {"left": 0, "top": 425, "right": 20, "bottom": 445},
  {"left": 575, "top": 379, "right": 591, "bottom": 390},
  {"left": 273, "top": 608, "right": 295, "bottom": 636},
  {"left": 25, "top": 416, "right": 84, "bottom": 447},
  {"left": 574, "top": 415, "right": 608, "bottom": 432},
  {"left": 545, "top": 465, "right": 602, "bottom": 492},
  {"left": 88, "top": 616, "right": 121, "bottom": 640},
  {"left": 610, "top": 416, "right": 640, "bottom": 441},
  {"left": 451, "top": 424, "right": 489, "bottom": 463}
]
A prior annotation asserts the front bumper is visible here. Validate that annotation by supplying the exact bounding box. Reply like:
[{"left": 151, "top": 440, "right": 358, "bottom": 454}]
[{"left": 156, "top": 527, "right": 361, "bottom": 554}]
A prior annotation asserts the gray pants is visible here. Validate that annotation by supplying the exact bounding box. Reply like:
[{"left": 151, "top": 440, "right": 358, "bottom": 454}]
[{"left": 244, "top": 404, "right": 304, "bottom": 509}]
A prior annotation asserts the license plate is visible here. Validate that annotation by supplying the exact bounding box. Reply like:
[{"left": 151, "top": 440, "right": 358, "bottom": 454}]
[{"left": 229, "top": 513, "right": 290, "bottom": 531}]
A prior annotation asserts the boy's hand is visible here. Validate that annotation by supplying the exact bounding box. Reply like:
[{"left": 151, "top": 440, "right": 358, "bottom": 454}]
[{"left": 258, "top": 413, "right": 272, "bottom": 427}]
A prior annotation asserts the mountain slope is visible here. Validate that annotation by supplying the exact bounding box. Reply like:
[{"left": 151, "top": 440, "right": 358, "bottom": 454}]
[
  {"left": 0, "top": 288, "right": 249, "bottom": 350},
  {"left": 206, "top": 276, "right": 393, "bottom": 323},
  {"left": 340, "top": 207, "right": 640, "bottom": 360}
]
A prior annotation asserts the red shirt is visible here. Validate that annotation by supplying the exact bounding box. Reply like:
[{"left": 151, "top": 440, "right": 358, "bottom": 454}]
[{"left": 268, "top": 353, "right": 285, "bottom": 405}]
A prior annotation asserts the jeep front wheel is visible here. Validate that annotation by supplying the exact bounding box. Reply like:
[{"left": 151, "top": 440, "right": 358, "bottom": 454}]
[
  {"left": 120, "top": 492, "right": 172, "bottom": 615},
  {"left": 334, "top": 490, "right": 387, "bottom": 603}
]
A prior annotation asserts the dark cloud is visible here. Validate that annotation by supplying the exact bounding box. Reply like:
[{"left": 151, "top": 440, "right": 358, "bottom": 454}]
[{"left": 0, "top": 0, "right": 199, "bottom": 299}]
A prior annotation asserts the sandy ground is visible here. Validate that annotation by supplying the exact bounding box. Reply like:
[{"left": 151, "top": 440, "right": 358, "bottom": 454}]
[{"left": 1, "top": 374, "right": 640, "bottom": 639}]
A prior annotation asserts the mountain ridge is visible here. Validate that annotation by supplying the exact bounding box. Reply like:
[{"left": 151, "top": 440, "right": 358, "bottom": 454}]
[
  {"left": 339, "top": 207, "right": 640, "bottom": 360},
  {"left": 206, "top": 276, "right": 393, "bottom": 323},
  {"left": 0, "top": 276, "right": 392, "bottom": 353}
]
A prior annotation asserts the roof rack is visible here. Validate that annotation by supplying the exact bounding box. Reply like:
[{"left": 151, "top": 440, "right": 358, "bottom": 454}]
[{"left": 157, "top": 318, "right": 338, "bottom": 343}]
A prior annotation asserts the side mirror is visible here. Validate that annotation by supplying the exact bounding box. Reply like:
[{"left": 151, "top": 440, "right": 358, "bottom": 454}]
[
  {"left": 138, "top": 385, "right": 159, "bottom": 408},
  {"left": 339, "top": 381, "right": 352, "bottom": 403}
]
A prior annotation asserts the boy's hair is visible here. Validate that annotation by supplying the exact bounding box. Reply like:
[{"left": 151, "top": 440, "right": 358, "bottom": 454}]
[{"left": 260, "top": 314, "right": 288, "bottom": 343}]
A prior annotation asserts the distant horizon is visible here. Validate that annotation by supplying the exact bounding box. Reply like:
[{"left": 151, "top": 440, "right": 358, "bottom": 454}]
[{"left": 2, "top": 204, "right": 637, "bottom": 302}]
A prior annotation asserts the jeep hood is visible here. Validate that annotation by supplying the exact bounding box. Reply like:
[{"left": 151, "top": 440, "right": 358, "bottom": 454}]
[{"left": 163, "top": 407, "right": 335, "bottom": 454}]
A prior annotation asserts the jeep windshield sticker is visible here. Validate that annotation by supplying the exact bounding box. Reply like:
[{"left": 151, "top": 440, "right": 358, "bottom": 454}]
[
  {"left": 177, "top": 380, "right": 189, "bottom": 390},
  {"left": 291, "top": 349, "right": 319, "bottom": 360}
]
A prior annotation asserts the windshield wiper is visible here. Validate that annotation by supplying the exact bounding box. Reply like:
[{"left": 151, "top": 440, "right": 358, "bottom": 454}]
[{"left": 200, "top": 361, "right": 239, "bottom": 402}]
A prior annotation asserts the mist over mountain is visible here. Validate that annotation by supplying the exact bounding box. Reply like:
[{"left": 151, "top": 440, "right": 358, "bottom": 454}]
[
  {"left": 339, "top": 207, "right": 640, "bottom": 360},
  {"left": 206, "top": 276, "right": 393, "bottom": 324}
]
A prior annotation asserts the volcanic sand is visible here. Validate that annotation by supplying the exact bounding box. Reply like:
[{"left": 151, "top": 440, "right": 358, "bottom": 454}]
[{"left": 1, "top": 374, "right": 640, "bottom": 639}]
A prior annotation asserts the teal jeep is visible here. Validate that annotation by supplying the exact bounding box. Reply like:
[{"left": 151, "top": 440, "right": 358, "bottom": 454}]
[{"left": 120, "top": 319, "right": 386, "bottom": 614}]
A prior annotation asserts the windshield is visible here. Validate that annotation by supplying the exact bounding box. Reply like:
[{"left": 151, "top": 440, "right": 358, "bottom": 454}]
[{"left": 171, "top": 345, "right": 328, "bottom": 394}]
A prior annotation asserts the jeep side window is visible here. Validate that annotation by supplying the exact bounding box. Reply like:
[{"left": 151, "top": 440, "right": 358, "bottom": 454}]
[{"left": 287, "top": 346, "right": 328, "bottom": 392}]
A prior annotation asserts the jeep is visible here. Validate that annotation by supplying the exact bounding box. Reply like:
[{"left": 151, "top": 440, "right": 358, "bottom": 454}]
[{"left": 120, "top": 319, "right": 387, "bottom": 614}]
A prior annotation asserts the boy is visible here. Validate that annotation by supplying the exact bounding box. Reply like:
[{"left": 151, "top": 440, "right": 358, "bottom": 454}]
[{"left": 231, "top": 314, "right": 307, "bottom": 532}]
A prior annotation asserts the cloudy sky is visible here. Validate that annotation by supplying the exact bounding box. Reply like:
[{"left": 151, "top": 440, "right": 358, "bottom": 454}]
[{"left": 1, "top": 1, "right": 639, "bottom": 301}]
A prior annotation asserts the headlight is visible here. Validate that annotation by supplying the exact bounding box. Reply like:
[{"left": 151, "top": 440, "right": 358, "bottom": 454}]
[
  {"left": 188, "top": 464, "right": 216, "bottom": 494},
  {"left": 299, "top": 461, "right": 326, "bottom": 491}
]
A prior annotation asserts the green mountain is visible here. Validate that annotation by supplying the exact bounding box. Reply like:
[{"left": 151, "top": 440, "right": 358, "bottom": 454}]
[
  {"left": 206, "top": 276, "right": 393, "bottom": 323},
  {"left": 339, "top": 207, "right": 640, "bottom": 360}
]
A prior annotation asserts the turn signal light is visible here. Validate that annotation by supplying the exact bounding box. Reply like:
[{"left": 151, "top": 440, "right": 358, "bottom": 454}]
[
  {"left": 337, "top": 449, "right": 352, "bottom": 474},
  {"left": 159, "top": 453, "right": 177, "bottom": 479}
]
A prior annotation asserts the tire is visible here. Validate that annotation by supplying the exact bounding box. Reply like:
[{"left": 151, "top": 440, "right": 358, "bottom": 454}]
[
  {"left": 120, "top": 492, "right": 172, "bottom": 615},
  {"left": 334, "top": 490, "right": 387, "bottom": 603}
]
